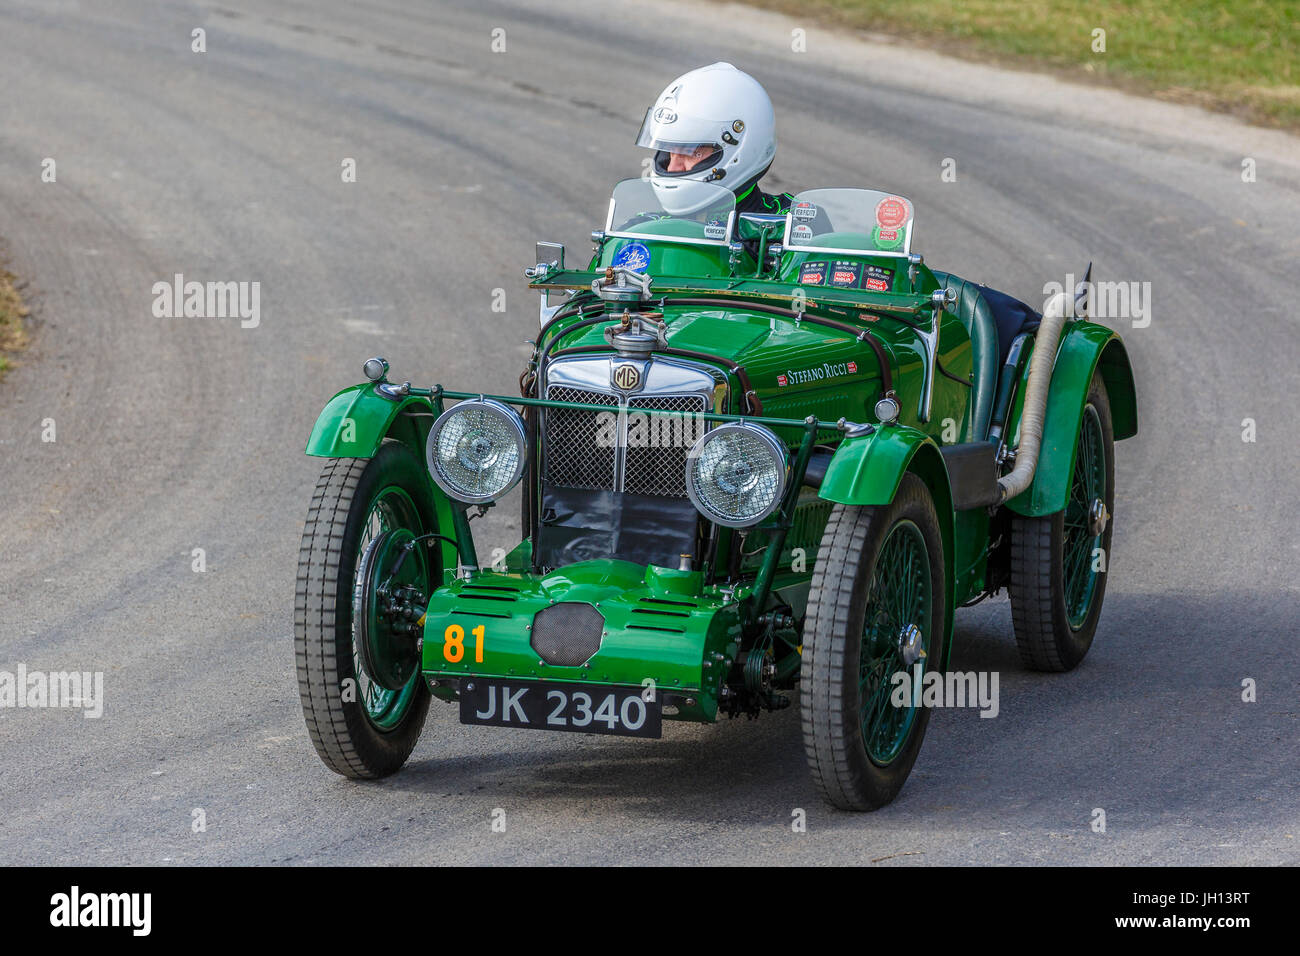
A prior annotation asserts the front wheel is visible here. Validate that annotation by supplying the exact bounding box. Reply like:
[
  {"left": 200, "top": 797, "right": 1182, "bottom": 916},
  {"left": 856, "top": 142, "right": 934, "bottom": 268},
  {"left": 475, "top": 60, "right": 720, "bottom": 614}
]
[
  {"left": 295, "top": 441, "right": 438, "bottom": 778},
  {"left": 801, "top": 473, "right": 948, "bottom": 811}
]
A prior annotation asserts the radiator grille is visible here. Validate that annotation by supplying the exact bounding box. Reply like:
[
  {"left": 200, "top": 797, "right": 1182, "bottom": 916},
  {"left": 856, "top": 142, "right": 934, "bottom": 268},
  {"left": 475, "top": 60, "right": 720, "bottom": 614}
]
[
  {"left": 625, "top": 394, "right": 708, "bottom": 497},
  {"left": 543, "top": 385, "right": 707, "bottom": 498},
  {"left": 544, "top": 387, "right": 617, "bottom": 491}
]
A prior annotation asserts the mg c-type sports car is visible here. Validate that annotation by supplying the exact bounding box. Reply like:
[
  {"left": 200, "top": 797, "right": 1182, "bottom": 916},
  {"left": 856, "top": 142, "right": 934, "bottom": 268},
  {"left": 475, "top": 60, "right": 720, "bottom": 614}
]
[{"left": 295, "top": 180, "right": 1136, "bottom": 810}]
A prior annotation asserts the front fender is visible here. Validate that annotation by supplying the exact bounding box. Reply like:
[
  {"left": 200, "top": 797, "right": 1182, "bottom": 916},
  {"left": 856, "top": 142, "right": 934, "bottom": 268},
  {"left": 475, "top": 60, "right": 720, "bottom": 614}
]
[
  {"left": 817, "top": 426, "right": 955, "bottom": 666},
  {"left": 305, "top": 383, "right": 435, "bottom": 458},
  {"left": 305, "top": 383, "right": 465, "bottom": 577},
  {"left": 1005, "top": 322, "right": 1138, "bottom": 517},
  {"left": 818, "top": 425, "right": 940, "bottom": 507}
]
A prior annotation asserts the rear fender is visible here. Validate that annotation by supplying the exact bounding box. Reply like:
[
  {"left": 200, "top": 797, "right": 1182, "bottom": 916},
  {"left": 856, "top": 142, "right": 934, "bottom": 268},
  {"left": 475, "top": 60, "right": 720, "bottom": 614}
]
[
  {"left": 817, "top": 427, "right": 955, "bottom": 666},
  {"left": 1004, "top": 323, "right": 1137, "bottom": 517}
]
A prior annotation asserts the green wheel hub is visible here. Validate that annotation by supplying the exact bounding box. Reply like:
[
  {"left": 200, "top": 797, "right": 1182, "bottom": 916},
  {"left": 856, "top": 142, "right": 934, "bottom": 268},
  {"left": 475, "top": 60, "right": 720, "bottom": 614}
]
[
  {"left": 858, "top": 519, "right": 932, "bottom": 767},
  {"left": 352, "top": 486, "right": 426, "bottom": 731},
  {"left": 1062, "top": 404, "right": 1107, "bottom": 629}
]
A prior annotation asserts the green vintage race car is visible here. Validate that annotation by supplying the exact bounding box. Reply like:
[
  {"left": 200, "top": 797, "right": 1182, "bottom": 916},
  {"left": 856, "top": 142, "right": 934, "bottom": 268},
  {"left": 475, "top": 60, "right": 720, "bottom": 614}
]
[{"left": 295, "top": 179, "right": 1137, "bottom": 810}]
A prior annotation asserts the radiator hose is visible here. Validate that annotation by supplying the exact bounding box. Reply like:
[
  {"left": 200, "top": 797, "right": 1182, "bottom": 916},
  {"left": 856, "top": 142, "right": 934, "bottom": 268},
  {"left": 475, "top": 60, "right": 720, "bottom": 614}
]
[{"left": 996, "top": 291, "right": 1074, "bottom": 503}]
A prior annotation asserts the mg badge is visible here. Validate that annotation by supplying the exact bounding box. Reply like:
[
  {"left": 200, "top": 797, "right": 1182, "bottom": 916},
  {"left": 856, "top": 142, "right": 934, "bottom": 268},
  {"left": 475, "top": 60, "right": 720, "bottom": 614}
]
[{"left": 612, "top": 363, "right": 642, "bottom": 391}]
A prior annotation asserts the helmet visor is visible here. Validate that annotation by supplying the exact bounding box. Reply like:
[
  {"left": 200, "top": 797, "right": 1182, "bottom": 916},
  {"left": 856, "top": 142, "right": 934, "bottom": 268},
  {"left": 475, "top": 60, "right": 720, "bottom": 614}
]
[{"left": 635, "top": 107, "right": 723, "bottom": 176}]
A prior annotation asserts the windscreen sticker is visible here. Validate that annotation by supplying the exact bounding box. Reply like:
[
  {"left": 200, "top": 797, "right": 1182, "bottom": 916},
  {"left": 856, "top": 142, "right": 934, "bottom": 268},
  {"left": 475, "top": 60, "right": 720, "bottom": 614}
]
[
  {"left": 704, "top": 218, "right": 726, "bottom": 240},
  {"left": 874, "top": 226, "right": 904, "bottom": 251},
  {"left": 790, "top": 223, "right": 814, "bottom": 244},
  {"left": 875, "top": 196, "right": 910, "bottom": 229},
  {"left": 829, "top": 260, "right": 862, "bottom": 288},
  {"left": 612, "top": 241, "right": 651, "bottom": 273},
  {"left": 797, "top": 260, "right": 827, "bottom": 285},
  {"left": 864, "top": 263, "right": 894, "bottom": 292},
  {"left": 792, "top": 201, "right": 818, "bottom": 220}
]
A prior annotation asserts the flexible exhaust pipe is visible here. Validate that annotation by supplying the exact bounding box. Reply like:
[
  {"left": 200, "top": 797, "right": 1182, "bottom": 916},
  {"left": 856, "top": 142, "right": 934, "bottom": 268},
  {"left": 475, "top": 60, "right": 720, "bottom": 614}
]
[{"left": 996, "top": 290, "right": 1075, "bottom": 503}]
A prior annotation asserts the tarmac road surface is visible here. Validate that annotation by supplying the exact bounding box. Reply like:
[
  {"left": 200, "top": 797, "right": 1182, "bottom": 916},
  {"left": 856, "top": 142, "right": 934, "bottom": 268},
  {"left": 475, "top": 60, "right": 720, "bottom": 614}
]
[{"left": 1, "top": 0, "right": 1297, "bottom": 865}]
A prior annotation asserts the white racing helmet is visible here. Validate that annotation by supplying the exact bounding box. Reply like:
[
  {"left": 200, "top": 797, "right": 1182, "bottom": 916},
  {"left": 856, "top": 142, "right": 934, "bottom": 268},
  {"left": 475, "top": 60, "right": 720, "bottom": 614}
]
[{"left": 637, "top": 62, "right": 776, "bottom": 215}]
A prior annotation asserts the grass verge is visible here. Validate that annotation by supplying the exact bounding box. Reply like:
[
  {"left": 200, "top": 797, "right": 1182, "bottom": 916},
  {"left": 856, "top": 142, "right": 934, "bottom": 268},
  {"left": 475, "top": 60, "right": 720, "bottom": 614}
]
[
  {"left": 738, "top": 0, "right": 1300, "bottom": 131},
  {"left": 0, "top": 264, "right": 31, "bottom": 382}
]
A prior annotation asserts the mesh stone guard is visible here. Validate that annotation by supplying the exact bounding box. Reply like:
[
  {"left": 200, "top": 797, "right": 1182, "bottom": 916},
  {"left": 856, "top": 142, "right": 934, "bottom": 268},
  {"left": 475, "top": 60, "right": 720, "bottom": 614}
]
[{"left": 530, "top": 602, "right": 606, "bottom": 666}]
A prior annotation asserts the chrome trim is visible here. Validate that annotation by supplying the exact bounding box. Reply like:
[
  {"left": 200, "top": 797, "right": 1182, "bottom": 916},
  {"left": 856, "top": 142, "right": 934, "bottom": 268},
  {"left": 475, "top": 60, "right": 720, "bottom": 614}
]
[
  {"left": 916, "top": 288, "right": 955, "bottom": 423},
  {"left": 684, "top": 422, "right": 788, "bottom": 528},
  {"left": 542, "top": 354, "right": 720, "bottom": 496},
  {"left": 898, "top": 623, "right": 926, "bottom": 667},
  {"left": 425, "top": 398, "right": 528, "bottom": 504}
]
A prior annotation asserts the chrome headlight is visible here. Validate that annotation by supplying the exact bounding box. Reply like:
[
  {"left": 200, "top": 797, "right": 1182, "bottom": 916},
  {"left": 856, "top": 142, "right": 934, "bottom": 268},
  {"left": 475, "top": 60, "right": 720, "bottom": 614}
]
[
  {"left": 426, "top": 398, "right": 527, "bottom": 503},
  {"left": 685, "top": 422, "right": 787, "bottom": 528}
]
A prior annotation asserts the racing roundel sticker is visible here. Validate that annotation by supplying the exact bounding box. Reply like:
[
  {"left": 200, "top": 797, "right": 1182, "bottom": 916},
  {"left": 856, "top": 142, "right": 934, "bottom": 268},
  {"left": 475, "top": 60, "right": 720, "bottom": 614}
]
[
  {"left": 875, "top": 196, "right": 910, "bottom": 229},
  {"left": 791, "top": 223, "right": 814, "bottom": 244},
  {"left": 612, "top": 241, "right": 651, "bottom": 273}
]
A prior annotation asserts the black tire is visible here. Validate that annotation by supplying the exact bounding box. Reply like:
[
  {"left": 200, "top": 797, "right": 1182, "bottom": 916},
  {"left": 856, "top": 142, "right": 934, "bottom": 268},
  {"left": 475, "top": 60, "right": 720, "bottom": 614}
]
[
  {"left": 1009, "top": 371, "right": 1115, "bottom": 671},
  {"left": 801, "top": 473, "right": 948, "bottom": 811},
  {"left": 295, "top": 441, "right": 435, "bottom": 778}
]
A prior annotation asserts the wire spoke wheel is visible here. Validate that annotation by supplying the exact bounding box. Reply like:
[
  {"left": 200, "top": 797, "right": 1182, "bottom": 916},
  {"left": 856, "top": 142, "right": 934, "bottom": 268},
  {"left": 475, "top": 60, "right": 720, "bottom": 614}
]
[
  {"left": 858, "top": 520, "right": 932, "bottom": 766},
  {"left": 351, "top": 488, "right": 425, "bottom": 730},
  {"left": 1010, "top": 371, "right": 1115, "bottom": 672},
  {"left": 295, "top": 442, "right": 438, "bottom": 778},
  {"left": 802, "top": 473, "right": 947, "bottom": 811},
  {"left": 1062, "top": 405, "right": 1106, "bottom": 628}
]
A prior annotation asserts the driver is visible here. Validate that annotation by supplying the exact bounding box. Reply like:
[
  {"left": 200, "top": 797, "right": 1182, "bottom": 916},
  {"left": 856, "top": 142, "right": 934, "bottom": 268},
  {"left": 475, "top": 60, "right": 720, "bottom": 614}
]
[
  {"left": 636, "top": 62, "right": 791, "bottom": 217},
  {"left": 636, "top": 62, "right": 1041, "bottom": 361}
]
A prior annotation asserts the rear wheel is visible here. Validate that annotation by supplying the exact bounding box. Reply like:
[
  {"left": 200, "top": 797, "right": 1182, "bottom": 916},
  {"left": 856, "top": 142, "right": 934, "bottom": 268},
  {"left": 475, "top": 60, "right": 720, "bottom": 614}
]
[
  {"left": 295, "top": 441, "right": 438, "bottom": 778},
  {"left": 801, "top": 473, "right": 948, "bottom": 811},
  {"left": 1009, "top": 372, "right": 1115, "bottom": 671}
]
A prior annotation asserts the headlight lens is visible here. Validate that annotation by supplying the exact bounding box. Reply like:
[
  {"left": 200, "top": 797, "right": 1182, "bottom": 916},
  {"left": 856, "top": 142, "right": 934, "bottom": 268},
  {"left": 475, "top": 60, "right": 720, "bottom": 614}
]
[
  {"left": 426, "top": 398, "right": 527, "bottom": 503},
  {"left": 685, "top": 423, "right": 787, "bottom": 527}
]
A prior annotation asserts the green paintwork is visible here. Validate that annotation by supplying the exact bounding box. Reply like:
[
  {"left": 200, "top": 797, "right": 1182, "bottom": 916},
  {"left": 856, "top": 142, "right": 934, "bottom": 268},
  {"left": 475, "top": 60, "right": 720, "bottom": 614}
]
[
  {"left": 306, "top": 383, "right": 432, "bottom": 459},
  {"left": 305, "top": 382, "right": 467, "bottom": 578},
  {"left": 599, "top": 232, "right": 733, "bottom": 278},
  {"left": 308, "top": 221, "right": 1135, "bottom": 731},
  {"left": 817, "top": 427, "right": 959, "bottom": 644},
  {"left": 1003, "top": 321, "right": 1137, "bottom": 517},
  {"left": 421, "top": 560, "right": 742, "bottom": 722},
  {"left": 818, "top": 427, "right": 938, "bottom": 507}
]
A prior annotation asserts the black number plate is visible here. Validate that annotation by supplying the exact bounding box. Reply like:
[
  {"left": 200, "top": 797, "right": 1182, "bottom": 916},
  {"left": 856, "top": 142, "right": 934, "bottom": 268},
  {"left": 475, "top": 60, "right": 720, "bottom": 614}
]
[{"left": 459, "top": 679, "right": 662, "bottom": 739}]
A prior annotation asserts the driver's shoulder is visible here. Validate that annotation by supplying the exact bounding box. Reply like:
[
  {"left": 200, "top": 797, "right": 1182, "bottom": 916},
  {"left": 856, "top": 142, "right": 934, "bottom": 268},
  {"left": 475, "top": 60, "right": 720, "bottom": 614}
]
[{"left": 760, "top": 190, "right": 795, "bottom": 213}]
